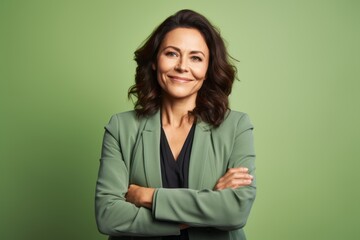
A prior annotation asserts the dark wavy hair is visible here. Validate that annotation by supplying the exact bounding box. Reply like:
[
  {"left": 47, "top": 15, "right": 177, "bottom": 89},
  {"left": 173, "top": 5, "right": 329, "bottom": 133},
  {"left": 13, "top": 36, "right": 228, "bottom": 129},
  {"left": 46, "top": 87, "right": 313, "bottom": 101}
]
[{"left": 128, "top": 9, "right": 237, "bottom": 127}]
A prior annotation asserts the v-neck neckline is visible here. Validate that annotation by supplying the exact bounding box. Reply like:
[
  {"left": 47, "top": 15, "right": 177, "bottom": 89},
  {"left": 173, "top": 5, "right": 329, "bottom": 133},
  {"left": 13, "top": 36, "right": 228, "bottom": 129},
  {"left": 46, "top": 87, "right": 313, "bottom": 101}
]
[{"left": 161, "top": 124, "right": 195, "bottom": 162}]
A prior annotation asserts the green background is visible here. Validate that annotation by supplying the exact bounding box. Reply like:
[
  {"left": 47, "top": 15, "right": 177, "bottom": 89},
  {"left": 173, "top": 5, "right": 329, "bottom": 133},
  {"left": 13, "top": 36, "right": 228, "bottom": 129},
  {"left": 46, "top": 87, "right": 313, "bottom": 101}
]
[{"left": 1, "top": 0, "right": 359, "bottom": 239}]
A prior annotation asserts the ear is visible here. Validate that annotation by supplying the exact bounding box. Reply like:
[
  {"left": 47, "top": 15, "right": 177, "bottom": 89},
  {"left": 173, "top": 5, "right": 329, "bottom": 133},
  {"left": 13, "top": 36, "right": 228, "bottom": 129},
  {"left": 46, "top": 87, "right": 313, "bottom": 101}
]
[{"left": 152, "top": 63, "right": 156, "bottom": 70}]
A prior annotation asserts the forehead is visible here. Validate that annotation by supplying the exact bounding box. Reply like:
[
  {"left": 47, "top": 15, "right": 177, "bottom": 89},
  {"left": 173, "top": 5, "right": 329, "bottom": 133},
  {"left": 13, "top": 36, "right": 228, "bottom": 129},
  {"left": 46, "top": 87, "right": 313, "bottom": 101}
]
[{"left": 160, "top": 27, "right": 209, "bottom": 54}]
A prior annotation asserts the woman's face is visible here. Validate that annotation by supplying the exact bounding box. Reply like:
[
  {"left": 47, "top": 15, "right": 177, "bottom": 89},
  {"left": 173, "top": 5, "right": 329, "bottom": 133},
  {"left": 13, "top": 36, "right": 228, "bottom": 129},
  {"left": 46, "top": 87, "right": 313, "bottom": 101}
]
[{"left": 154, "top": 27, "right": 209, "bottom": 101}]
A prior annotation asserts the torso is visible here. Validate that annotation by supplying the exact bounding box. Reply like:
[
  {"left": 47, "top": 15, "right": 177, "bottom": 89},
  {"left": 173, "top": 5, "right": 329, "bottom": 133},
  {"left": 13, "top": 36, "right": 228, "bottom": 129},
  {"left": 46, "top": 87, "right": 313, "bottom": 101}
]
[{"left": 162, "top": 123, "right": 193, "bottom": 160}]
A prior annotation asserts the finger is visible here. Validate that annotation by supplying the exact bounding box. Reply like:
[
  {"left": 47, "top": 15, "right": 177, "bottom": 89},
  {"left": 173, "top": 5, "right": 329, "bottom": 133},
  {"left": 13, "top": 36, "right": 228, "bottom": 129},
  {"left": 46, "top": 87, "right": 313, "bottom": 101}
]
[
  {"left": 214, "top": 167, "right": 252, "bottom": 190},
  {"left": 215, "top": 172, "right": 252, "bottom": 187},
  {"left": 215, "top": 177, "right": 253, "bottom": 190},
  {"left": 229, "top": 167, "right": 249, "bottom": 173},
  {"left": 223, "top": 179, "right": 253, "bottom": 189},
  {"left": 128, "top": 184, "right": 140, "bottom": 189},
  {"left": 219, "top": 178, "right": 252, "bottom": 189},
  {"left": 218, "top": 173, "right": 253, "bottom": 185},
  {"left": 220, "top": 168, "right": 250, "bottom": 179}
]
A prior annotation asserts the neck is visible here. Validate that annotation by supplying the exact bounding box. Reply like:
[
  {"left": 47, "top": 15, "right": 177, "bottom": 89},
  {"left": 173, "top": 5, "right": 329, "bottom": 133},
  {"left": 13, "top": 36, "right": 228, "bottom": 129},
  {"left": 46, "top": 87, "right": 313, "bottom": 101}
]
[{"left": 161, "top": 98, "right": 196, "bottom": 128}]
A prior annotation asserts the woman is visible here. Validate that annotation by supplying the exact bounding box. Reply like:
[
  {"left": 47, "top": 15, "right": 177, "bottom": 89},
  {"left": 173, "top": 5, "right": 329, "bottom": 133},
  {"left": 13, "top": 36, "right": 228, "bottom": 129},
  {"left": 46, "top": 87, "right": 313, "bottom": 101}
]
[{"left": 95, "top": 9, "right": 256, "bottom": 240}]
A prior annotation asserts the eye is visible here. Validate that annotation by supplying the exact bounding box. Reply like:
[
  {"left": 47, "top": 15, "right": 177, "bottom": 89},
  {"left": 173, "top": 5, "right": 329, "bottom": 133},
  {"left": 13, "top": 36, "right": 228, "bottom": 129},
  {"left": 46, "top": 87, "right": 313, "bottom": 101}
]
[
  {"left": 165, "top": 51, "right": 178, "bottom": 57},
  {"left": 191, "top": 56, "right": 203, "bottom": 62}
]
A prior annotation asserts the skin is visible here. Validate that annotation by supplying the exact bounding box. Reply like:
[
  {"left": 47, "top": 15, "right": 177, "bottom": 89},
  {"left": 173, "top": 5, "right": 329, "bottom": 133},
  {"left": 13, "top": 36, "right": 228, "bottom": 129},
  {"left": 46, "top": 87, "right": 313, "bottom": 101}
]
[
  {"left": 126, "top": 167, "right": 253, "bottom": 208},
  {"left": 154, "top": 27, "right": 209, "bottom": 103},
  {"left": 155, "top": 27, "right": 209, "bottom": 160},
  {"left": 125, "top": 28, "right": 253, "bottom": 229}
]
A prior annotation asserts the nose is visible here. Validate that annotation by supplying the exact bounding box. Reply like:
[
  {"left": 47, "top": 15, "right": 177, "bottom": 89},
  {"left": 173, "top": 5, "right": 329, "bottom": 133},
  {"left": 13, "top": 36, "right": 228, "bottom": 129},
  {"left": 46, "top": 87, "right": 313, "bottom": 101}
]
[{"left": 175, "top": 57, "right": 188, "bottom": 72}]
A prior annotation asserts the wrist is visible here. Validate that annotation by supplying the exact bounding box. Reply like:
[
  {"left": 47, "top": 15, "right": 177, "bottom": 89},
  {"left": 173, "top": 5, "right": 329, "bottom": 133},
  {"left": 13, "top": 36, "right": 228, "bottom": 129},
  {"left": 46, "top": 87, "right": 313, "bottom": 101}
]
[{"left": 142, "top": 187, "right": 155, "bottom": 209}]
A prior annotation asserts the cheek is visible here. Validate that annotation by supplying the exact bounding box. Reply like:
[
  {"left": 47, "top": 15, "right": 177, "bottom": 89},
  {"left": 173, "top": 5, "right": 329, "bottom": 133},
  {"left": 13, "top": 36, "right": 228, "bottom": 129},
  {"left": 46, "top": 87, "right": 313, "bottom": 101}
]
[
  {"left": 157, "top": 56, "right": 176, "bottom": 73},
  {"left": 192, "top": 64, "right": 208, "bottom": 80},
  {"left": 156, "top": 70, "right": 164, "bottom": 86}
]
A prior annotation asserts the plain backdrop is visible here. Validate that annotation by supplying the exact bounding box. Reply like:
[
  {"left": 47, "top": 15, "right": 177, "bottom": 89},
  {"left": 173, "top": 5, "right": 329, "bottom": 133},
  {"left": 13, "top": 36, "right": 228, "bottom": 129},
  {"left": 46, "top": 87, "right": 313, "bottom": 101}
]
[{"left": 1, "top": 0, "right": 359, "bottom": 239}]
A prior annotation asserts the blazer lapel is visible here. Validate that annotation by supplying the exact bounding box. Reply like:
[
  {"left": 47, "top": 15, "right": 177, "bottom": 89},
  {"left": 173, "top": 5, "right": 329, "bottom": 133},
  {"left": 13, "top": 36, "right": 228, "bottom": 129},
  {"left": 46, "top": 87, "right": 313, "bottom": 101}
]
[
  {"left": 142, "top": 111, "right": 163, "bottom": 188},
  {"left": 141, "top": 113, "right": 212, "bottom": 189},
  {"left": 188, "top": 120, "right": 212, "bottom": 189}
]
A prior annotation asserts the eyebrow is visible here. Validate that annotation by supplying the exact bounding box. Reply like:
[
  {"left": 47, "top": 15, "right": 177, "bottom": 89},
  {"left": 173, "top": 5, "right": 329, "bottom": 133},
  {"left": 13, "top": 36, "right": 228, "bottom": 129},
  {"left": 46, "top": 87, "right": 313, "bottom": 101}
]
[{"left": 162, "top": 46, "right": 206, "bottom": 57}]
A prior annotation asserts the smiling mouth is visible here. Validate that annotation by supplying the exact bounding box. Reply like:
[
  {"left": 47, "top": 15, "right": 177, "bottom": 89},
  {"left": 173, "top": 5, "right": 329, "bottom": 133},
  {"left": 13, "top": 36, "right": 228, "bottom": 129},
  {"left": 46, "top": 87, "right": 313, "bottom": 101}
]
[{"left": 168, "top": 75, "right": 193, "bottom": 83}]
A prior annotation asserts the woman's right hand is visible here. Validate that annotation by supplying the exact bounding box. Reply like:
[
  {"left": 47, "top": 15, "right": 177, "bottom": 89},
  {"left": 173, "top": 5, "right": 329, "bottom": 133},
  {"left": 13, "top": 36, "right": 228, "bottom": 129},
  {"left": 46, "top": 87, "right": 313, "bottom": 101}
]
[{"left": 214, "top": 167, "right": 253, "bottom": 190}]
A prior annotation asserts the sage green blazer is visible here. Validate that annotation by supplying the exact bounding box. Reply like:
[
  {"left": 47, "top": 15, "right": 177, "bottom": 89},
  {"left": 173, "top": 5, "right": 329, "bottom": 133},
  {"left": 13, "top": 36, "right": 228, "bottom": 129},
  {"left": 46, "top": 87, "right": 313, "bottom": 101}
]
[{"left": 95, "top": 110, "right": 256, "bottom": 240}]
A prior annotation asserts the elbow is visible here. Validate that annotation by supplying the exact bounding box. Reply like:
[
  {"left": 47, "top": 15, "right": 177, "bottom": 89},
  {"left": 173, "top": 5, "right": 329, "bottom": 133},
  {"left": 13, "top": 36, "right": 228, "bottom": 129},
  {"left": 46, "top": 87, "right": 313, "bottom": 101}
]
[
  {"left": 96, "top": 209, "right": 128, "bottom": 236},
  {"left": 95, "top": 192, "right": 129, "bottom": 236},
  {"left": 96, "top": 222, "right": 110, "bottom": 236},
  {"left": 228, "top": 214, "right": 248, "bottom": 229},
  {"left": 95, "top": 198, "right": 137, "bottom": 236},
  {"left": 216, "top": 211, "right": 248, "bottom": 231},
  {"left": 95, "top": 200, "right": 125, "bottom": 236},
  {"left": 96, "top": 210, "right": 117, "bottom": 236},
  {"left": 95, "top": 197, "right": 113, "bottom": 235},
  {"left": 228, "top": 218, "right": 247, "bottom": 231},
  {"left": 218, "top": 187, "right": 256, "bottom": 230}
]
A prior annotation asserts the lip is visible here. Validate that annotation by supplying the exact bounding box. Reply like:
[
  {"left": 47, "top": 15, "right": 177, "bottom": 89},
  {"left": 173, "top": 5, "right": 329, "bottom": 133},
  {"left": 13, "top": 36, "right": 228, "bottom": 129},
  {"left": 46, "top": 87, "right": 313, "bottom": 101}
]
[{"left": 168, "top": 75, "right": 193, "bottom": 83}]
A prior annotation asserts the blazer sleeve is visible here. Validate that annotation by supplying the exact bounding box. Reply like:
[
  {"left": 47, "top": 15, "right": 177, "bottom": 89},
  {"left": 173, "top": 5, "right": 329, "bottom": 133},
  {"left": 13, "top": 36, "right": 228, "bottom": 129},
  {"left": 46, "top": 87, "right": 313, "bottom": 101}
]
[
  {"left": 152, "top": 113, "right": 256, "bottom": 231},
  {"left": 95, "top": 115, "right": 180, "bottom": 237}
]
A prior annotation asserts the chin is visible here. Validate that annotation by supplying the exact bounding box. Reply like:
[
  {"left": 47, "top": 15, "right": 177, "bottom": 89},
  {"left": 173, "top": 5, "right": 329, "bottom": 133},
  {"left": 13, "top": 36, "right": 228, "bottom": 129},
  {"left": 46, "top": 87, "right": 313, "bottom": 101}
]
[{"left": 167, "top": 93, "right": 197, "bottom": 100}]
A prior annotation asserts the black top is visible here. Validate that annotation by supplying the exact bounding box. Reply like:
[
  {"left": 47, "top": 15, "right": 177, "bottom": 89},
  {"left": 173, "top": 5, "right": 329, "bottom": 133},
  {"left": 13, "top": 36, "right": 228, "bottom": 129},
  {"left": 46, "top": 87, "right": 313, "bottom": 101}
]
[{"left": 160, "top": 124, "right": 196, "bottom": 240}]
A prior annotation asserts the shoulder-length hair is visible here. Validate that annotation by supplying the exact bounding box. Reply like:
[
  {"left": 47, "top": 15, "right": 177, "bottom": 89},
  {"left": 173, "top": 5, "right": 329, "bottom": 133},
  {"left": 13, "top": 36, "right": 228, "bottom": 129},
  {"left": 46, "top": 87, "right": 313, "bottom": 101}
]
[{"left": 128, "top": 9, "right": 237, "bottom": 127}]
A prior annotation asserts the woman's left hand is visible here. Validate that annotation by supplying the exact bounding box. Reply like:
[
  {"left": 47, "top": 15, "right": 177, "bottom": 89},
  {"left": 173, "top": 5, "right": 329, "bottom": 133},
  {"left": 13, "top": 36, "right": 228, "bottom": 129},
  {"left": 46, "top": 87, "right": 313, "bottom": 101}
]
[
  {"left": 125, "top": 184, "right": 155, "bottom": 209},
  {"left": 214, "top": 167, "right": 253, "bottom": 190}
]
